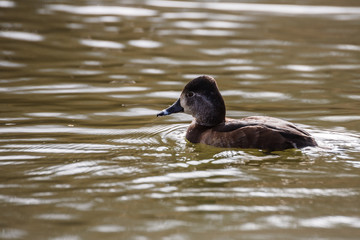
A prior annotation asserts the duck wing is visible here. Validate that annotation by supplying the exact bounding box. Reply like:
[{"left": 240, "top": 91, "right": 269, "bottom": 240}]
[{"left": 209, "top": 116, "right": 317, "bottom": 150}]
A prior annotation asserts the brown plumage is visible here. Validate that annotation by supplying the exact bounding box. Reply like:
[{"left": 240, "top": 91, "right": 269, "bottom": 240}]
[{"left": 157, "top": 75, "right": 317, "bottom": 151}]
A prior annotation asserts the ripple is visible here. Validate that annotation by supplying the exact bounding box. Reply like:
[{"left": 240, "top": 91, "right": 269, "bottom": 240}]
[
  {"left": 176, "top": 205, "right": 292, "bottom": 212},
  {"left": 146, "top": 91, "right": 179, "bottom": 98},
  {"left": 311, "top": 129, "right": 360, "bottom": 160},
  {"left": 157, "top": 124, "right": 188, "bottom": 145},
  {"left": 39, "top": 68, "right": 103, "bottom": 76},
  {"left": 2, "top": 83, "right": 147, "bottom": 94},
  {"left": 66, "top": 23, "right": 84, "bottom": 29},
  {"left": 133, "top": 168, "right": 243, "bottom": 183},
  {"left": 229, "top": 39, "right": 293, "bottom": 46},
  {"left": 325, "top": 64, "right": 360, "bottom": 70},
  {"left": 148, "top": 1, "right": 360, "bottom": 15},
  {"left": 80, "top": 39, "right": 124, "bottom": 49},
  {"left": 143, "top": 220, "right": 187, "bottom": 232},
  {"left": 191, "top": 29, "right": 235, "bottom": 36},
  {"left": 341, "top": 94, "right": 360, "bottom": 100},
  {"left": 0, "top": 228, "right": 26, "bottom": 239},
  {"left": 47, "top": 4, "right": 157, "bottom": 16},
  {"left": 162, "top": 12, "right": 211, "bottom": 19},
  {"left": 50, "top": 235, "right": 80, "bottom": 240},
  {"left": 282, "top": 64, "right": 360, "bottom": 72},
  {"left": 224, "top": 66, "right": 261, "bottom": 71},
  {"left": 272, "top": 80, "right": 324, "bottom": 85},
  {"left": 82, "top": 60, "right": 101, "bottom": 66},
  {"left": 0, "top": 194, "right": 58, "bottom": 205},
  {"left": 0, "top": 0, "right": 15, "bottom": 8},
  {"left": 162, "top": 11, "right": 253, "bottom": 22},
  {"left": 0, "top": 60, "right": 25, "bottom": 68},
  {"left": 221, "top": 89, "right": 289, "bottom": 100},
  {"left": 95, "top": 166, "right": 143, "bottom": 177},
  {"left": 28, "top": 160, "right": 106, "bottom": 177},
  {"left": 27, "top": 112, "right": 87, "bottom": 120},
  {"left": 174, "top": 20, "right": 253, "bottom": 29},
  {"left": 233, "top": 215, "right": 360, "bottom": 231},
  {"left": 83, "top": 16, "right": 120, "bottom": 23},
  {"left": 300, "top": 216, "right": 360, "bottom": 228},
  {"left": 200, "top": 48, "right": 251, "bottom": 55},
  {"left": 317, "top": 115, "right": 360, "bottom": 122},
  {"left": 131, "top": 57, "right": 251, "bottom": 66},
  {"left": 95, "top": 108, "right": 159, "bottom": 117},
  {"left": 164, "top": 187, "right": 355, "bottom": 199},
  {"left": 283, "top": 64, "right": 317, "bottom": 72},
  {"left": 0, "top": 31, "right": 44, "bottom": 42},
  {"left": 2, "top": 143, "right": 112, "bottom": 154},
  {"left": 91, "top": 225, "right": 125, "bottom": 233},
  {"left": 173, "top": 38, "right": 200, "bottom": 45},
  {"left": 36, "top": 213, "right": 76, "bottom": 220},
  {"left": 0, "top": 125, "right": 155, "bottom": 136},
  {"left": 0, "top": 124, "right": 184, "bottom": 154},
  {"left": 0, "top": 137, "right": 54, "bottom": 142},
  {"left": 140, "top": 68, "right": 165, "bottom": 74},
  {"left": 128, "top": 39, "right": 162, "bottom": 48},
  {"left": 207, "top": 2, "right": 360, "bottom": 15},
  {"left": 157, "top": 81, "right": 184, "bottom": 86},
  {"left": 0, "top": 154, "right": 42, "bottom": 161},
  {"left": 332, "top": 44, "right": 360, "bottom": 51}
]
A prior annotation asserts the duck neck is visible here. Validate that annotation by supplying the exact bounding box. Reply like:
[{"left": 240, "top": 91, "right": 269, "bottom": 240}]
[{"left": 195, "top": 106, "right": 226, "bottom": 127}]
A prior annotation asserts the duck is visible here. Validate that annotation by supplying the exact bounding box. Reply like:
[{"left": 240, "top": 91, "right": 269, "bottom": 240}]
[{"left": 157, "top": 75, "right": 317, "bottom": 151}]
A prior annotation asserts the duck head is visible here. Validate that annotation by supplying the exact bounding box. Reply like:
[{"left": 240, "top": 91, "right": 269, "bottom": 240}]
[{"left": 157, "top": 75, "right": 226, "bottom": 126}]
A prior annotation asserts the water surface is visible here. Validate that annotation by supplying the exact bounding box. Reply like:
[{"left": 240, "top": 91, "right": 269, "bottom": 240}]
[{"left": 1, "top": 0, "right": 360, "bottom": 239}]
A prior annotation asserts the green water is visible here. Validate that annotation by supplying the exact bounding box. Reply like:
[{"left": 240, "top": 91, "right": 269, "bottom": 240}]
[{"left": 1, "top": 0, "right": 360, "bottom": 239}]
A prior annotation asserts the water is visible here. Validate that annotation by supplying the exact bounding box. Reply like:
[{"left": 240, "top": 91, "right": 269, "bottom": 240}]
[{"left": 1, "top": 0, "right": 360, "bottom": 239}]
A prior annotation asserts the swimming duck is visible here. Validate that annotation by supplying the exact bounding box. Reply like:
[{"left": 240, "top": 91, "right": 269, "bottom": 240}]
[{"left": 157, "top": 75, "right": 317, "bottom": 151}]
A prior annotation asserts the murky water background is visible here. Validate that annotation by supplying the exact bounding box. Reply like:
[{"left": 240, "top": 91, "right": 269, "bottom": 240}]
[{"left": 1, "top": 0, "right": 360, "bottom": 239}]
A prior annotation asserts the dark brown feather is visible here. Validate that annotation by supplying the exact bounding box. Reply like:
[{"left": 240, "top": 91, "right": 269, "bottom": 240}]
[{"left": 186, "top": 117, "right": 317, "bottom": 151}]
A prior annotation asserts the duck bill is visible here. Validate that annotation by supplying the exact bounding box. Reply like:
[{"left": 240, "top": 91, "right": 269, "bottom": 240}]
[{"left": 157, "top": 98, "right": 184, "bottom": 117}]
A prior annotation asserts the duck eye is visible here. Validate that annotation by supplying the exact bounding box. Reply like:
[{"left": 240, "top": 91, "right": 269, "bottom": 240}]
[{"left": 186, "top": 91, "right": 195, "bottom": 98}]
